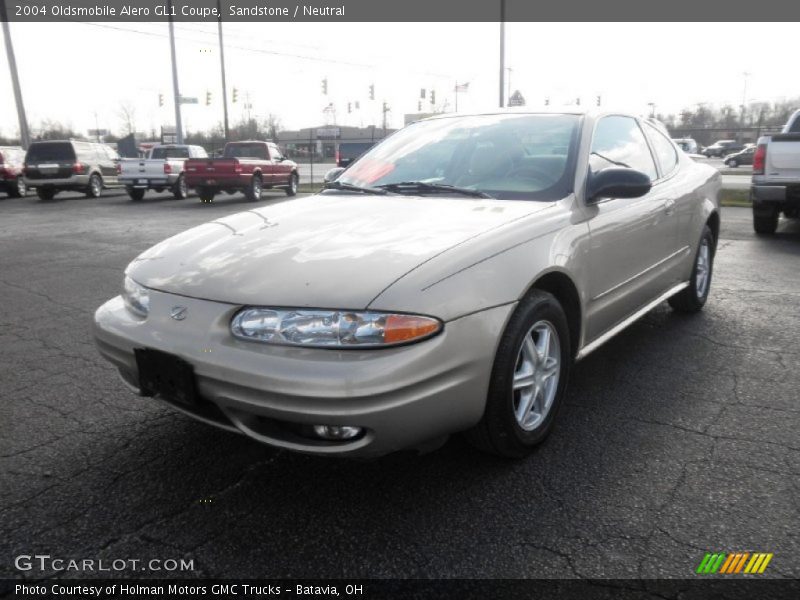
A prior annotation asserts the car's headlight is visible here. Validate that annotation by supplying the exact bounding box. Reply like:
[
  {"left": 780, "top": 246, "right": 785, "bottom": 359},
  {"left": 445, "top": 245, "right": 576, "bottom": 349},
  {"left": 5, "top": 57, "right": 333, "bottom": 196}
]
[
  {"left": 122, "top": 275, "right": 150, "bottom": 318},
  {"left": 230, "top": 308, "right": 442, "bottom": 348}
]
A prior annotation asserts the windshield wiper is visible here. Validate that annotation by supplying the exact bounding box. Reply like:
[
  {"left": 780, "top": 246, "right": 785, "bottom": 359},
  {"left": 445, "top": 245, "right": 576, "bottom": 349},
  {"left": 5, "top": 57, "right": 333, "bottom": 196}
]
[
  {"left": 590, "top": 152, "right": 631, "bottom": 169},
  {"left": 377, "top": 181, "right": 494, "bottom": 199},
  {"left": 323, "top": 180, "right": 388, "bottom": 195}
]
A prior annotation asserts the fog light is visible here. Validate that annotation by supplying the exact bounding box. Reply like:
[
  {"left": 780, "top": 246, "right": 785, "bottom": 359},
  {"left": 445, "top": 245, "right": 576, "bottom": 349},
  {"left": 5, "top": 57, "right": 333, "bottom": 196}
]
[{"left": 312, "top": 425, "right": 363, "bottom": 440}]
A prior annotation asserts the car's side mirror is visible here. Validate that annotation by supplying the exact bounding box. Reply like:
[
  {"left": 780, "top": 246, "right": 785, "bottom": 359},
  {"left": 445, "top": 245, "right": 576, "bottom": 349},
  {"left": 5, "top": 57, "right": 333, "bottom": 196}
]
[
  {"left": 587, "top": 167, "right": 651, "bottom": 202},
  {"left": 324, "top": 167, "right": 345, "bottom": 183}
]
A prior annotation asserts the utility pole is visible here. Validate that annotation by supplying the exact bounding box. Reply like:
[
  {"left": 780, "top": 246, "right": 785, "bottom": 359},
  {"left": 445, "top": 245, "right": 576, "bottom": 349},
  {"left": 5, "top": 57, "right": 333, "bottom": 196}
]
[
  {"left": 166, "top": 0, "right": 184, "bottom": 144},
  {"left": 217, "top": 0, "right": 229, "bottom": 141},
  {"left": 506, "top": 67, "right": 512, "bottom": 104},
  {"left": 1, "top": 0, "right": 31, "bottom": 148},
  {"left": 740, "top": 71, "right": 750, "bottom": 130},
  {"left": 499, "top": 0, "right": 505, "bottom": 108}
]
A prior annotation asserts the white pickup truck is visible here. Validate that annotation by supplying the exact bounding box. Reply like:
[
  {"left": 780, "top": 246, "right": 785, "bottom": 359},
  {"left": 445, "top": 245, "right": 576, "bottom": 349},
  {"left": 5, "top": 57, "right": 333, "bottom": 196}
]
[
  {"left": 751, "top": 109, "right": 800, "bottom": 234},
  {"left": 118, "top": 144, "right": 207, "bottom": 201}
]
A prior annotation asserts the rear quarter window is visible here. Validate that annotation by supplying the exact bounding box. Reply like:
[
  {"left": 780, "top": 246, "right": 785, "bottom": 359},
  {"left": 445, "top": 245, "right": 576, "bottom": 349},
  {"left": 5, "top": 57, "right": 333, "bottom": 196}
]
[{"left": 644, "top": 123, "right": 679, "bottom": 178}]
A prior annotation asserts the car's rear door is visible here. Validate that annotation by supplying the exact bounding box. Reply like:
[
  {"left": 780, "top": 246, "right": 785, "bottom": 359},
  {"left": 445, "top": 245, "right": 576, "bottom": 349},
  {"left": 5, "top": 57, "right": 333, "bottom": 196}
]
[{"left": 583, "top": 115, "right": 676, "bottom": 343}]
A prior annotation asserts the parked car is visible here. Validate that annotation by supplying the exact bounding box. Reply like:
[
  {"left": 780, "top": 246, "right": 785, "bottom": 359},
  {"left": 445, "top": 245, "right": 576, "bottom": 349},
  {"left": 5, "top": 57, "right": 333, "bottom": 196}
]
[
  {"left": 750, "top": 109, "right": 800, "bottom": 234},
  {"left": 702, "top": 139, "right": 744, "bottom": 158},
  {"left": 336, "top": 142, "right": 376, "bottom": 168},
  {"left": 119, "top": 144, "right": 207, "bottom": 201},
  {"left": 672, "top": 138, "right": 699, "bottom": 154},
  {"left": 23, "top": 140, "right": 120, "bottom": 200},
  {"left": 184, "top": 141, "right": 298, "bottom": 203},
  {"left": 94, "top": 109, "right": 721, "bottom": 458},
  {"left": 723, "top": 145, "right": 755, "bottom": 168},
  {"left": 0, "top": 146, "right": 28, "bottom": 198}
]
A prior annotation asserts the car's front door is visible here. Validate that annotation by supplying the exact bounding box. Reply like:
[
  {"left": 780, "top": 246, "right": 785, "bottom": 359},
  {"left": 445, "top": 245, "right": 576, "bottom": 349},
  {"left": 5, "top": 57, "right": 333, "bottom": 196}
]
[
  {"left": 583, "top": 115, "right": 677, "bottom": 343},
  {"left": 268, "top": 143, "right": 289, "bottom": 185}
]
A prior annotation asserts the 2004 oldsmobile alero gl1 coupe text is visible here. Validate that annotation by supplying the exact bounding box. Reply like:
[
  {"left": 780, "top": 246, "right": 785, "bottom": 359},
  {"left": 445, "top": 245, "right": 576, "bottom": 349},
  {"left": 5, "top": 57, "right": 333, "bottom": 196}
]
[{"left": 94, "top": 110, "right": 721, "bottom": 458}]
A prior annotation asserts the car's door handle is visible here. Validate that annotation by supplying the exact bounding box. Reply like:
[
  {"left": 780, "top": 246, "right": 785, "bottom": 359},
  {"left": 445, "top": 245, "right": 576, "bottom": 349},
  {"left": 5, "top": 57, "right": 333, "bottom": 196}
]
[{"left": 664, "top": 199, "right": 676, "bottom": 215}]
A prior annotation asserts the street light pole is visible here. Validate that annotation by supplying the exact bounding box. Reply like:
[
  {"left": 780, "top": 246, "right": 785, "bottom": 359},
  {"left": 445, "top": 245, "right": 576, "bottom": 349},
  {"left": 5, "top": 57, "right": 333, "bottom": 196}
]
[
  {"left": 740, "top": 71, "right": 750, "bottom": 129},
  {"left": 167, "top": 0, "right": 184, "bottom": 144},
  {"left": 217, "top": 0, "right": 230, "bottom": 141},
  {"left": 499, "top": 0, "right": 505, "bottom": 108},
  {"left": 1, "top": 0, "right": 31, "bottom": 148}
]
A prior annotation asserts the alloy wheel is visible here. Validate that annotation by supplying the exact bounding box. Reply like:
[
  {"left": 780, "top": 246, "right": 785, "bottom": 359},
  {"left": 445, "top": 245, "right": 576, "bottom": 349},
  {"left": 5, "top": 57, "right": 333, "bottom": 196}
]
[
  {"left": 696, "top": 237, "right": 711, "bottom": 298},
  {"left": 512, "top": 320, "right": 561, "bottom": 431}
]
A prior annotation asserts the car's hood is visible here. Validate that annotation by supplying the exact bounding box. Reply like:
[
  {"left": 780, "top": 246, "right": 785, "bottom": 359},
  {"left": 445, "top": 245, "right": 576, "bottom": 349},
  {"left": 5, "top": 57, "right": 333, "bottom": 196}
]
[{"left": 127, "top": 193, "right": 552, "bottom": 309}]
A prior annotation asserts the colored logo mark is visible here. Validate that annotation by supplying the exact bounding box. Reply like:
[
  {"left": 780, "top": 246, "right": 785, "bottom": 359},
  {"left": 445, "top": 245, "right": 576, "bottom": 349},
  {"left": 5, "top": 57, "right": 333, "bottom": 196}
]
[{"left": 696, "top": 552, "right": 773, "bottom": 574}]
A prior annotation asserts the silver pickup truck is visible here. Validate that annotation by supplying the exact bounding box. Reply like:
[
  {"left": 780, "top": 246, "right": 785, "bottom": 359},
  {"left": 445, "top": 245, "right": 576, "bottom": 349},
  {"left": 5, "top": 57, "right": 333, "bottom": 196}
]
[
  {"left": 119, "top": 144, "right": 207, "bottom": 201},
  {"left": 751, "top": 109, "right": 800, "bottom": 234}
]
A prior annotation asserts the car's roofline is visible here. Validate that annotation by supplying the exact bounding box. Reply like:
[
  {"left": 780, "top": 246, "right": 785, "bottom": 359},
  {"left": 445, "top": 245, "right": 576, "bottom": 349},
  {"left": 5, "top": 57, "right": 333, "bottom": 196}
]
[{"left": 414, "top": 107, "right": 660, "bottom": 124}]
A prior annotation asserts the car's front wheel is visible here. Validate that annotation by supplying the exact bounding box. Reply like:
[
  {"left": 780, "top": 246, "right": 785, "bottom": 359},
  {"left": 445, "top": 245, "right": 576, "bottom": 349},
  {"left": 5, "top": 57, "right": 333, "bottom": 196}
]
[
  {"left": 127, "top": 187, "right": 145, "bottom": 201},
  {"left": 465, "top": 290, "right": 571, "bottom": 458},
  {"left": 198, "top": 187, "right": 215, "bottom": 203},
  {"left": 669, "top": 225, "right": 715, "bottom": 313},
  {"left": 37, "top": 188, "right": 56, "bottom": 201},
  {"left": 753, "top": 205, "right": 779, "bottom": 235},
  {"left": 726, "top": 159, "right": 738, "bottom": 168}
]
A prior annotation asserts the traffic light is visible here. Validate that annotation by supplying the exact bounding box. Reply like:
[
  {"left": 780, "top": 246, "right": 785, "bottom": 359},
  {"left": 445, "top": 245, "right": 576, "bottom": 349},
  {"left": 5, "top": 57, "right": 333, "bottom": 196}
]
[
  {"left": 347, "top": 102, "right": 352, "bottom": 114},
  {"left": 206, "top": 91, "right": 212, "bottom": 106},
  {"left": 354, "top": 101, "right": 360, "bottom": 110},
  {"left": 576, "top": 97, "right": 581, "bottom": 106},
  {"left": 420, "top": 88, "right": 426, "bottom": 99},
  {"left": 544, "top": 97, "right": 550, "bottom": 106},
  {"left": 418, "top": 100, "right": 422, "bottom": 111},
  {"left": 322, "top": 78, "right": 328, "bottom": 95},
  {"left": 158, "top": 93, "right": 164, "bottom": 107},
  {"left": 430, "top": 90, "right": 436, "bottom": 105},
  {"left": 369, "top": 84, "right": 375, "bottom": 100},
  {"left": 596, "top": 95, "right": 601, "bottom": 106},
  {"left": 232, "top": 87, "right": 238, "bottom": 103}
]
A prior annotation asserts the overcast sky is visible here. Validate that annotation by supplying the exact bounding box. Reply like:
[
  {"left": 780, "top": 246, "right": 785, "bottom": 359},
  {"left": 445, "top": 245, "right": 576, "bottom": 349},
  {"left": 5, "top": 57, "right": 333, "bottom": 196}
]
[{"left": 1, "top": 21, "right": 798, "bottom": 139}]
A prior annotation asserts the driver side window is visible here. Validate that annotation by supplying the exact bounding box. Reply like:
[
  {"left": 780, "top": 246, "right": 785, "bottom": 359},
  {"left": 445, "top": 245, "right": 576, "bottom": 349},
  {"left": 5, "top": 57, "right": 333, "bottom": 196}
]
[{"left": 590, "top": 116, "right": 658, "bottom": 181}]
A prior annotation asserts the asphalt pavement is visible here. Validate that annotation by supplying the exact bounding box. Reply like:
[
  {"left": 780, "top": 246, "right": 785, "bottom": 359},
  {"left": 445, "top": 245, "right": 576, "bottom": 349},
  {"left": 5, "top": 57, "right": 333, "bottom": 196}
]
[{"left": 1, "top": 190, "right": 798, "bottom": 579}]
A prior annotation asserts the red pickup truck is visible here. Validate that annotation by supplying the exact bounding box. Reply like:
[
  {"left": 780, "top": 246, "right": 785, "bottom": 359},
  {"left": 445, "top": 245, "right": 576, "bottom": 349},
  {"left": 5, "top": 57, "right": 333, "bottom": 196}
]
[{"left": 184, "top": 140, "right": 299, "bottom": 203}]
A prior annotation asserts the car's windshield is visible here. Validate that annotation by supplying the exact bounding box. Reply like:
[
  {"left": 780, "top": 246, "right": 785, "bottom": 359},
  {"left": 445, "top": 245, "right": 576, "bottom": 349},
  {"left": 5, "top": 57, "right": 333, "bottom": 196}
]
[
  {"left": 337, "top": 113, "right": 580, "bottom": 201},
  {"left": 151, "top": 146, "right": 190, "bottom": 160}
]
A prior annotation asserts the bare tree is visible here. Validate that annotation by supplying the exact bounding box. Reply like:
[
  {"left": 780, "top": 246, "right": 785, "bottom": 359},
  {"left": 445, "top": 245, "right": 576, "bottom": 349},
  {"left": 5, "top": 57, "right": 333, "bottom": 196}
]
[{"left": 117, "top": 102, "right": 137, "bottom": 136}]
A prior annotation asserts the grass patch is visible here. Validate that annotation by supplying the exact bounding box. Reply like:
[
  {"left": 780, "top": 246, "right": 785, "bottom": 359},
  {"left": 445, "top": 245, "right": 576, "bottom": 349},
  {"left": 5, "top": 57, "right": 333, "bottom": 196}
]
[
  {"left": 298, "top": 183, "right": 324, "bottom": 194},
  {"left": 720, "top": 188, "right": 751, "bottom": 207}
]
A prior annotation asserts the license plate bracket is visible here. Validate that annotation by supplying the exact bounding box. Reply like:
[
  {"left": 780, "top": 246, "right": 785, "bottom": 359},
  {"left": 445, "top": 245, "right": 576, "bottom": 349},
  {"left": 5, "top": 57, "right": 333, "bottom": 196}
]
[{"left": 134, "top": 348, "right": 198, "bottom": 406}]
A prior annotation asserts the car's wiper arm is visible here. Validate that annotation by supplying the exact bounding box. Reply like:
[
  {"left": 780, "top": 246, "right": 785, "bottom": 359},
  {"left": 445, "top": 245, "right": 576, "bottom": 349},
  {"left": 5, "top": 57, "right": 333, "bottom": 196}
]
[
  {"left": 323, "top": 180, "right": 388, "bottom": 195},
  {"left": 590, "top": 152, "right": 631, "bottom": 169},
  {"left": 377, "top": 181, "right": 494, "bottom": 199}
]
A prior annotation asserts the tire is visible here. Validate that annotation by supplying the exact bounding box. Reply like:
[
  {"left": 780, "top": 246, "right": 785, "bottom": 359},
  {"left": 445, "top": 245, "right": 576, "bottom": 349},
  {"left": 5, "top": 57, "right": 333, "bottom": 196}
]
[
  {"left": 669, "top": 225, "right": 715, "bottom": 313},
  {"left": 86, "top": 173, "right": 102, "bottom": 198},
  {"left": 285, "top": 172, "right": 298, "bottom": 196},
  {"left": 726, "top": 159, "right": 738, "bottom": 168},
  {"left": 172, "top": 174, "right": 188, "bottom": 200},
  {"left": 7, "top": 177, "right": 26, "bottom": 198},
  {"left": 465, "top": 290, "right": 571, "bottom": 458},
  {"left": 37, "top": 188, "right": 56, "bottom": 201},
  {"left": 753, "top": 206, "right": 779, "bottom": 235},
  {"left": 245, "top": 174, "right": 263, "bottom": 201},
  {"left": 198, "top": 187, "right": 216, "bottom": 203},
  {"left": 127, "top": 187, "right": 145, "bottom": 202}
]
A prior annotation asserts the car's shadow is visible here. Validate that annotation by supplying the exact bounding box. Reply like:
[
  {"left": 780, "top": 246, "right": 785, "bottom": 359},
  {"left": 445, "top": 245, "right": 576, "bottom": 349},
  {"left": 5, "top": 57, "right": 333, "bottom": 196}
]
[{"left": 15, "top": 301, "right": 757, "bottom": 578}]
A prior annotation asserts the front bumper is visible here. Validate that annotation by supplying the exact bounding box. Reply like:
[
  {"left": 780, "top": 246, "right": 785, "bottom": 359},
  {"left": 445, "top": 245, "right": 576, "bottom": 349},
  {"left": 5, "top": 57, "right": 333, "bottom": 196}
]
[{"left": 93, "top": 289, "right": 513, "bottom": 457}]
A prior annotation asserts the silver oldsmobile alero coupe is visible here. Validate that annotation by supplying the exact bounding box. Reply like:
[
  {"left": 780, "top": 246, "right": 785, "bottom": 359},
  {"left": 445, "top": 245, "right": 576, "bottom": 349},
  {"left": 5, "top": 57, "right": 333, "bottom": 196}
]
[{"left": 94, "top": 109, "right": 721, "bottom": 458}]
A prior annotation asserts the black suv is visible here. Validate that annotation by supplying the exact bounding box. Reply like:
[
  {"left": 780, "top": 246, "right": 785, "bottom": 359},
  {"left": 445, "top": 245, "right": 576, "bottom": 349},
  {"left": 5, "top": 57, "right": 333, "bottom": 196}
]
[
  {"left": 23, "top": 140, "right": 120, "bottom": 200},
  {"left": 702, "top": 139, "right": 745, "bottom": 158}
]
